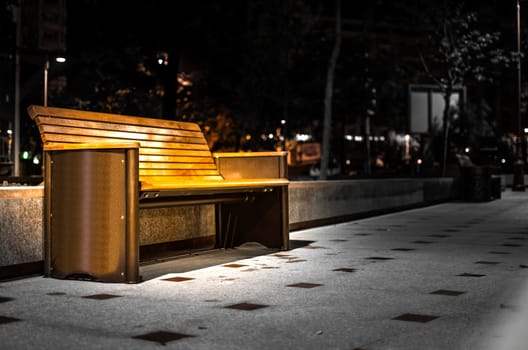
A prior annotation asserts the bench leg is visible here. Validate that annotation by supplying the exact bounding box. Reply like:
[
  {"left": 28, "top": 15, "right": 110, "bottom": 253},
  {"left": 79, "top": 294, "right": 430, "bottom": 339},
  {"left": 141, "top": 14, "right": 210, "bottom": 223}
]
[{"left": 216, "top": 186, "right": 289, "bottom": 250}]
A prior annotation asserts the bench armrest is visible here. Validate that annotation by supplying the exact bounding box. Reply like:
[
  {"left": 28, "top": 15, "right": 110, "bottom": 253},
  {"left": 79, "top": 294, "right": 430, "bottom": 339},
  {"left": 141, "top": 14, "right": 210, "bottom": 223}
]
[
  {"left": 213, "top": 151, "right": 288, "bottom": 180},
  {"left": 44, "top": 142, "right": 141, "bottom": 152}
]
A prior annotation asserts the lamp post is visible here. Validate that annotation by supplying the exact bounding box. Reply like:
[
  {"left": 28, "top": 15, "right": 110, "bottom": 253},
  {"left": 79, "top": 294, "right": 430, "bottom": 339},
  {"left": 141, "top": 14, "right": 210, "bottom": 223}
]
[
  {"left": 43, "top": 56, "right": 66, "bottom": 107},
  {"left": 513, "top": 0, "right": 525, "bottom": 191},
  {"left": 43, "top": 58, "right": 49, "bottom": 106}
]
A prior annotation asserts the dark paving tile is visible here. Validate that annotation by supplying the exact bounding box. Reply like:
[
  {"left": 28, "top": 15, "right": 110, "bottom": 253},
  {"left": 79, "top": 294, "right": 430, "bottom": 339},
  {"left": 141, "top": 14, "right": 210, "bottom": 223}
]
[
  {"left": 219, "top": 277, "right": 237, "bottom": 281},
  {"left": 329, "top": 239, "right": 348, "bottom": 242},
  {"left": 0, "top": 297, "right": 14, "bottom": 303},
  {"left": 457, "top": 273, "right": 486, "bottom": 277},
  {"left": 222, "top": 263, "right": 248, "bottom": 268},
  {"left": 430, "top": 289, "right": 466, "bottom": 296},
  {"left": 355, "top": 233, "right": 372, "bottom": 236},
  {"left": 428, "top": 234, "right": 451, "bottom": 238},
  {"left": 412, "top": 240, "right": 434, "bottom": 244},
  {"left": 46, "top": 292, "right": 66, "bottom": 296},
  {"left": 474, "top": 261, "right": 501, "bottom": 265},
  {"left": 391, "top": 248, "right": 416, "bottom": 251},
  {"left": 272, "top": 253, "right": 291, "bottom": 258},
  {"left": 0, "top": 316, "right": 21, "bottom": 325},
  {"left": 82, "top": 294, "right": 122, "bottom": 300},
  {"left": 507, "top": 237, "right": 528, "bottom": 241},
  {"left": 392, "top": 313, "right": 439, "bottom": 323},
  {"left": 285, "top": 259, "right": 307, "bottom": 263},
  {"left": 241, "top": 267, "right": 259, "bottom": 272},
  {"left": 488, "top": 251, "right": 511, "bottom": 255},
  {"left": 502, "top": 243, "right": 523, "bottom": 247},
  {"left": 162, "top": 276, "right": 195, "bottom": 282},
  {"left": 132, "top": 331, "right": 194, "bottom": 345},
  {"left": 443, "top": 229, "right": 460, "bottom": 233},
  {"left": 287, "top": 282, "right": 323, "bottom": 289},
  {"left": 225, "top": 302, "right": 269, "bottom": 311},
  {"left": 333, "top": 268, "right": 357, "bottom": 272},
  {"left": 365, "top": 257, "right": 394, "bottom": 260}
]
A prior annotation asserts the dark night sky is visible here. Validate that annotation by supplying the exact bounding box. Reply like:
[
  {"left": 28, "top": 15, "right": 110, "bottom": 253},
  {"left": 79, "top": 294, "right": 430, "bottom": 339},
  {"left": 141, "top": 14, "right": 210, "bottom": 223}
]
[
  {"left": 9, "top": 1, "right": 526, "bottom": 132},
  {"left": 65, "top": 1, "right": 247, "bottom": 58},
  {"left": 61, "top": 0, "right": 521, "bottom": 76}
]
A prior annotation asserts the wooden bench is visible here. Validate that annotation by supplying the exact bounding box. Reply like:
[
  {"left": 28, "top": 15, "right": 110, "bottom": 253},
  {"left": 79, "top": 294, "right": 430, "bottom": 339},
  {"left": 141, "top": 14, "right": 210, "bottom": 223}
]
[{"left": 28, "top": 105, "right": 289, "bottom": 283}]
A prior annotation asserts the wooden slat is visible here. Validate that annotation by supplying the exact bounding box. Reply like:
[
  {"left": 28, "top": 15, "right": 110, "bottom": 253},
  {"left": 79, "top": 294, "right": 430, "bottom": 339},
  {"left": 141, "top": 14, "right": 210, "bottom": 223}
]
[
  {"left": 139, "top": 176, "right": 225, "bottom": 188},
  {"left": 38, "top": 124, "right": 207, "bottom": 145},
  {"left": 36, "top": 116, "right": 202, "bottom": 138},
  {"left": 139, "top": 162, "right": 218, "bottom": 170},
  {"left": 139, "top": 148, "right": 212, "bottom": 157},
  {"left": 138, "top": 155, "right": 215, "bottom": 164},
  {"left": 139, "top": 169, "right": 221, "bottom": 176},
  {"left": 140, "top": 177, "right": 289, "bottom": 191},
  {"left": 39, "top": 134, "right": 210, "bottom": 151},
  {"left": 44, "top": 142, "right": 140, "bottom": 151},
  {"left": 28, "top": 105, "right": 202, "bottom": 132},
  {"left": 42, "top": 142, "right": 213, "bottom": 157}
]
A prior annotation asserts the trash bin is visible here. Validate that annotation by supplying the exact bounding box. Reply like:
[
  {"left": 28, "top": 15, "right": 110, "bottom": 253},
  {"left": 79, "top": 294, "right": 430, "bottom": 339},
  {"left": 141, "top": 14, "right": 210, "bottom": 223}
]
[
  {"left": 491, "top": 175, "right": 502, "bottom": 199},
  {"left": 44, "top": 147, "right": 139, "bottom": 283},
  {"left": 462, "top": 166, "right": 492, "bottom": 201}
]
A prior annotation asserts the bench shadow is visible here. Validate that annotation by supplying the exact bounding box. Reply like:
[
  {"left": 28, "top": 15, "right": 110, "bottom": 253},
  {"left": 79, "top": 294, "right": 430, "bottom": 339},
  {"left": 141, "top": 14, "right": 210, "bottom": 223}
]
[
  {"left": 138, "top": 240, "right": 317, "bottom": 282},
  {"left": 289, "top": 239, "right": 316, "bottom": 249},
  {"left": 139, "top": 243, "right": 278, "bottom": 281}
]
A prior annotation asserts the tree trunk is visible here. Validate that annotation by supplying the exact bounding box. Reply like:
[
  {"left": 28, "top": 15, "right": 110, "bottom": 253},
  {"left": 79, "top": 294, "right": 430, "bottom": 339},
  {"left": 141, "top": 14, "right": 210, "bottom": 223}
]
[
  {"left": 364, "top": 114, "right": 371, "bottom": 175},
  {"left": 319, "top": 0, "right": 342, "bottom": 180},
  {"left": 441, "top": 88, "right": 452, "bottom": 177}
]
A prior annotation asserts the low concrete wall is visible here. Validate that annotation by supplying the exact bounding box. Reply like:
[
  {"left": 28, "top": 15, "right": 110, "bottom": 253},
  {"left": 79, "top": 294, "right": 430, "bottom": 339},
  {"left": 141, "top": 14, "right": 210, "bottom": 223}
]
[
  {"left": 0, "top": 187, "right": 44, "bottom": 277},
  {"left": 0, "top": 177, "right": 460, "bottom": 278},
  {"left": 288, "top": 177, "right": 460, "bottom": 230},
  {"left": 0, "top": 187, "right": 44, "bottom": 265}
]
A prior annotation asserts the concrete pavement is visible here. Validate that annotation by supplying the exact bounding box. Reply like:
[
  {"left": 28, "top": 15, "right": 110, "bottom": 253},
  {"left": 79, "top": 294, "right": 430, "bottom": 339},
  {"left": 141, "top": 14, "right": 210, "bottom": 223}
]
[{"left": 1, "top": 190, "right": 528, "bottom": 349}]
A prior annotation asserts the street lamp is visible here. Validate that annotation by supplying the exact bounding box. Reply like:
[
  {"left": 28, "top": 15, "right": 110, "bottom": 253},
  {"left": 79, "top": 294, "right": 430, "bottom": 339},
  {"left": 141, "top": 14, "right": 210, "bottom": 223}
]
[
  {"left": 513, "top": 0, "right": 525, "bottom": 191},
  {"left": 43, "top": 56, "right": 66, "bottom": 107}
]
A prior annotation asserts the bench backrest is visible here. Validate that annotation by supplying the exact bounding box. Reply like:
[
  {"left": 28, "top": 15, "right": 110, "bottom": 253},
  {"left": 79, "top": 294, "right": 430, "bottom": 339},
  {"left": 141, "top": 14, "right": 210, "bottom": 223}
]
[{"left": 28, "top": 105, "right": 224, "bottom": 184}]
